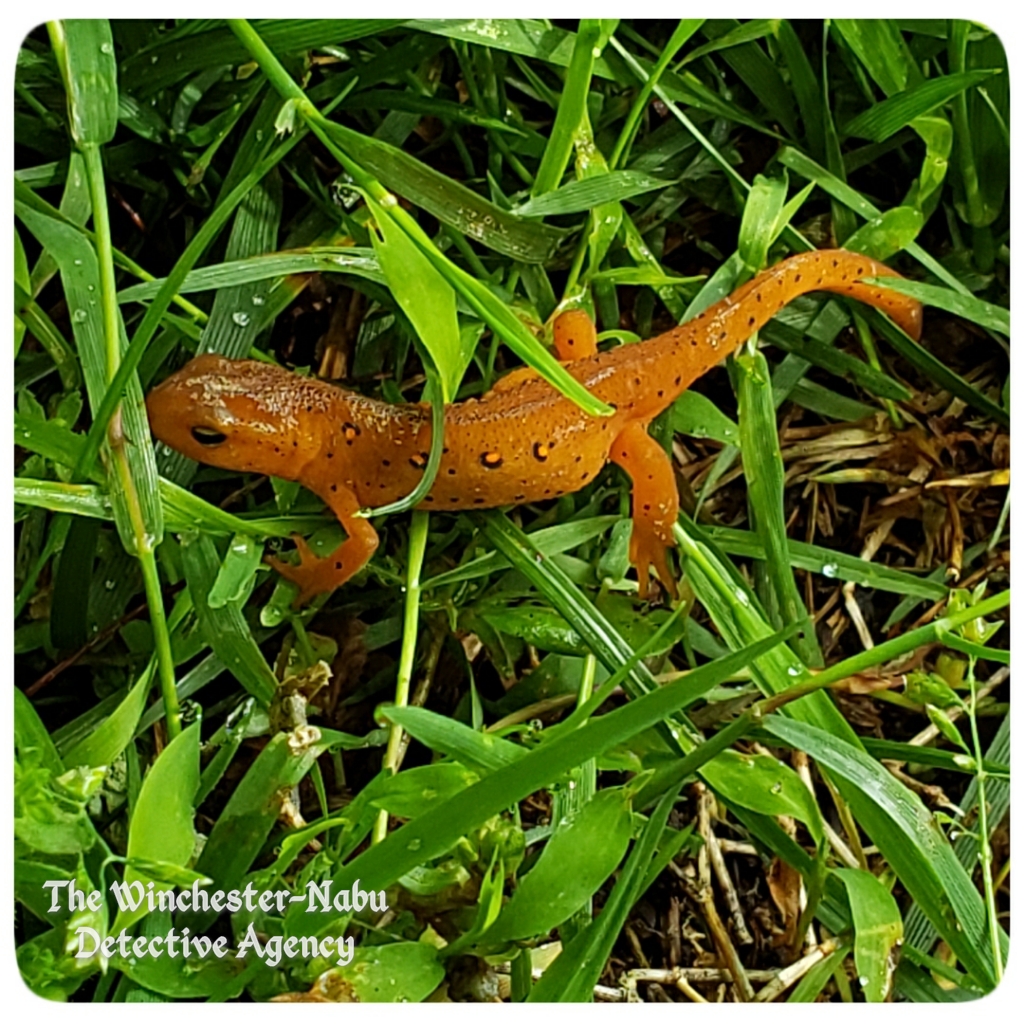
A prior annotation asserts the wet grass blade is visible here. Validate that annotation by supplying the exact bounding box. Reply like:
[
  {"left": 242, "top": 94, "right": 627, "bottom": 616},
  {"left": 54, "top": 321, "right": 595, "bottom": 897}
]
[
  {"left": 764, "top": 716, "right": 1004, "bottom": 991},
  {"left": 867, "top": 276, "right": 1008, "bottom": 336},
  {"left": 843, "top": 69, "right": 999, "bottom": 142},
  {"left": 284, "top": 630, "right": 790, "bottom": 937},
  {"left": 736, "top": 350, "right": 823, "bottom": 666}
]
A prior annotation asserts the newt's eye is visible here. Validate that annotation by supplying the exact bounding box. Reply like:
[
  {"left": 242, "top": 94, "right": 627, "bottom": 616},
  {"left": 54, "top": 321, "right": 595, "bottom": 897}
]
[{"left": 191, "top": 426, "right": 227, "bottom": 446}]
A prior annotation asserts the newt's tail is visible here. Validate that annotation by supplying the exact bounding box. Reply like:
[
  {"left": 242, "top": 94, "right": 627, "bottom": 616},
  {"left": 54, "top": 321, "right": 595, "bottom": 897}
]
[
  {"left": 641, "top": 249, "right": 923, "bottom": 398},
  {"left": 722, "top": 248, "right": 922, "bottom": 341}
]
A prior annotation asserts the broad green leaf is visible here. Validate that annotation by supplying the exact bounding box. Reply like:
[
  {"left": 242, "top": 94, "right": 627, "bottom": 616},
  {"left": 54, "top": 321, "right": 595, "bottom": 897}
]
[
  {"left": 114, "top": 722, "right": 200, "bottom": 933},
  {"left": 702, "top": 750, "right": 824, "bottom": 846},
  {"left": 331, "top": 942, "right": 445, "bottom": 1002},
  {"left": 836, "top": 868, "right": 903, "bottom": 1002},
  {"left": 737, "top": 173, "right": 789, "bottom": 275},
  {"left": 671, "top": 391, "right": 739, "bottom": 445},
  {"left": 182, "top": 731, "right": 331, "bottom": 935},
  {"left": 844, "top": 206, "right": 924, "bottom": 261},
  {"left": 15, "top": 688, "right": 64, "bottom": 776},
  {"left": 528, "top": 784, "right": 678, "bottom": 1001},
  {"left": 369, "top": 763, "right": 480, "bottom": 819},
  {"left": 832, "top": 19, "right": 913, "bottom": 96},
  {"left": 52, "top": 20, "right": 119, "bottom": 146},
  {"left": 179, "top": 532, "right": 277, "bottom": 706},
  {"left": 485, "top": 786, "right": 634, "bottom": 942},
  {"left": 207, "top": 533, "right": 264, "bottom": 609}
]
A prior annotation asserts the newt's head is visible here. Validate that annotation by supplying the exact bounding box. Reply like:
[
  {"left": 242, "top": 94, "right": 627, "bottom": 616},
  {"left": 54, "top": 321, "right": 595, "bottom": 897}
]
[{"left": 146, "top": 355, "right": 334, "bottom": 479}]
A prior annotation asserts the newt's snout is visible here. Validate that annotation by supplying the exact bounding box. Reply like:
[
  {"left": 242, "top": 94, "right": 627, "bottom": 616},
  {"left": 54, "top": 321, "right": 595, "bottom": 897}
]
[{"left": 146, "top": 355, "right": 327, "bottom": 476}]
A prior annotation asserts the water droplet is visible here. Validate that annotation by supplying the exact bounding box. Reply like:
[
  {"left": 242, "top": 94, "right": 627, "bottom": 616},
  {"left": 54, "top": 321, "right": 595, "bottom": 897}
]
[
  {"left": 73, "top": 258, "right": 82, "bottom": 266},
  {"left": 251, "top": 294, "right": 265, "bottom": 306},
  {"left": 150, "top": 55, "right": 159, "bottom": 64},
  {"left": 231, "top": 311, "right": 250, "bottom": 327},
  {"left": 87, "top": 284, "right": 95, "bottom": 292},
  {"left": 255, "top": 130, "right": 264, "bottom": 142},
  {"left": 787, "top": 666, "right": 801, "bottom": 677},
  {"left": 735, "top": 588, "right": 750, "bottom": 606},
  {"left": 407, "top": 838, "right": 422, "bottom": 852},
  {"left": 100, "top": 42, "right": 113, "bottom": 55},
  {"left": 72, "top": 309, "right": 88, "bottom": 323},
  {"left": 105, "top": 579, "right": 116, "bottom": 590},
  {"left": 771, "top": 782, "right": 782, "bottom": 794},
  {"left": 822, "top": 563, "right": 838, "bottom": 578}
]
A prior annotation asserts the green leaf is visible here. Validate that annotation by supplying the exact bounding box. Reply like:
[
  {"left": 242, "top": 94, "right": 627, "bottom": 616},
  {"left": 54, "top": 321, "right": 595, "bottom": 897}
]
[
  {"left": 15, "top": 201, "right": 164, "bottom": 555},
  {"left": 531, "top": 20, "right": 605, "bottom": 196},
  {"left": 62, "top": 663, "right": 154, "bottom": 769},
  {"left": 866, "top": 276, "right": 1008, "bottom": 336},
  {"left": 844, "top": 206, "right": 924, "bottom": 261},
  {"left": 516, "top": 171, "right": 668, "bottom": 217},
  {"left": 528, "top": 784, "right": 678, "bottom": 1001},
  {"left": 836, "top": 868, "right": 903, "bottom": 1002},
  {"left": 183, "top": 731, "right": 330, "bottom": 934},
  {"left": 702, "top": 750, "right": 824, "bottom": 846},
  {"left": 364, "top": 192, "right": 466, "bottom": 402},
  {"left": 53, "top": 20, "right": 119, "bottom": 146},
  {"left": 207, "top": 534, "right": 264, "bottom": 609},
  {"left": 485, "top": 786, "right": 634, "bottom": 942},
  {"left": 737, "top": 173, "right": 789, "bottom": 274},
  {"left": 671, "top": 391, "right": 739, "bottom": 445},
  {"left": 369, "top": 763, "right": 479, "bottom": 819},
  {"left": 843, "top": 70, "right": 998, "bottom": 142},
  {"left": 15, "top": 688, "right": 64, "bottom": 777},
  {"left": 763, "top": 716, "right": 1003, "bottom": 990},
  {"left": 179, "top": 533, "right": 278, "bottom": 706},
  {"left": 333, "top": 942, "right": 445, "bottom": 1002},
  {"left": 832, "top": 20, "right": 912, "bottom": 96},
  {"left": 113, "top": 722, "right": 200, "bottom": 933}
]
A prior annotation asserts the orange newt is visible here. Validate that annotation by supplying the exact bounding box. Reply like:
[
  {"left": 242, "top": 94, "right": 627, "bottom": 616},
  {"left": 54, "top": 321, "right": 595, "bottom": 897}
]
[{"left": 146, "top": 250, "right": 922, "bottom": 604}]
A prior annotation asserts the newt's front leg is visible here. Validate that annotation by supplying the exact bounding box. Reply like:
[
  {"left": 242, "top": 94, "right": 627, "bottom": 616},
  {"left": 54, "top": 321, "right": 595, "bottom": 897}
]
[
  {"left": 609, "top": 421, "right": 679, "bottom": 600},
  {"left": 266, "top": 482, "right": 379, "bottom": 607}
]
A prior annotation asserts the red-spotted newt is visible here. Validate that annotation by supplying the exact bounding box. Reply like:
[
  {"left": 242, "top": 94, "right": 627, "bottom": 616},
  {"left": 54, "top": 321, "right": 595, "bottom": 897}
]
[{"left": 146, "top": 250, "right": 922, "bottom": 604}]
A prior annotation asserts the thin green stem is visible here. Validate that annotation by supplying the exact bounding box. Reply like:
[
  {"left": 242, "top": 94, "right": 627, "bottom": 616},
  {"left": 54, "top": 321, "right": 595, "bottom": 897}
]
[
  {"left": 83, "top": 142, "right": 180, "bottom": 741},
  {"left": 966, "top": 656, "right": 1002, "bottom": 982},
  {"left": 761, "top": 591, "right": 1010, "bottom": 713},
  {"left": 852, "top": 311, "right": 902, "bottom": 427},
  {"left": 139, "top": 550, "right": 182, "bottom": 739},
  {"left": 373, "top": 510, "right": 430, "bottom": 844},
  {"left": 609, "top": 20, "right": 702, "bottom": 168}
]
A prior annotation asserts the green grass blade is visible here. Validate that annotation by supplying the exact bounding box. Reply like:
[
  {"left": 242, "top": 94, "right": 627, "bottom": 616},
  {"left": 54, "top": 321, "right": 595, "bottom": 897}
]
[
  {"left": 843, "top": 69, "right": 999, "bottom": 142},
  {"left": 764, "top": 716, "right": 1003, "bottom": 991}
]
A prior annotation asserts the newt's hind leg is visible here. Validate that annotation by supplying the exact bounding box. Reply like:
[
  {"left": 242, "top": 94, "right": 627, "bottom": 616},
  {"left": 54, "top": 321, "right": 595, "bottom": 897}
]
[
  {"left": 553, "top": 309, "right": 598, "bottom": 360},
  {"left": 609, "top": 420, "right": 679, "bottom": 599},
  {"left": 266, "top": 483, "right": 379, "bottom": 607}
]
